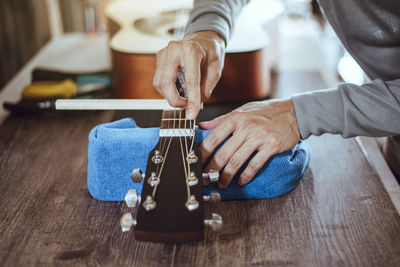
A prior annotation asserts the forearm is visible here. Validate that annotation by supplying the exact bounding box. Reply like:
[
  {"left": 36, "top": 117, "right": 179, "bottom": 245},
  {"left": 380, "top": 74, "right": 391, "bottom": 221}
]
[
  {"left": 184, "top": 0, "right": 249, "bottom": 45},
  {"left": 292, "top": 79, "right": 400, "bottom": 138}
]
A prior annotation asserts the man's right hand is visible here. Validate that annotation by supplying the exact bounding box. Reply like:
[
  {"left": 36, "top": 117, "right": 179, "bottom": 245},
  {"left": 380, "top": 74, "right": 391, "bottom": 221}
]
[{"left": 153, "top": 31, "right": 226, "bottom": 119}]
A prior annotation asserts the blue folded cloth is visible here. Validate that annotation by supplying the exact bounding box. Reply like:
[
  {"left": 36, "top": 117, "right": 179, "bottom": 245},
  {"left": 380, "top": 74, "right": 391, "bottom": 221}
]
[{"left": 88, "top": 118, "right": 311, "bottom": 201}]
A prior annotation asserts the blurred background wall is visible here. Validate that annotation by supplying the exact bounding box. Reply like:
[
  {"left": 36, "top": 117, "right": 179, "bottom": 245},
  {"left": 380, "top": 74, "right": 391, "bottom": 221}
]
[
  {"left": 0, "top": 0, "right": 110, "bottom": 90},
  {"left": 0, "top": 0, "right": 51, "bottom": 89}
]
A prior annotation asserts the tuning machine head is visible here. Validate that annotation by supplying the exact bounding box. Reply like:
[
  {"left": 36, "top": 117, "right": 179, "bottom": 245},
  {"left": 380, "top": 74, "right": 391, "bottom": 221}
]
[
  {"left": 120, "top": 212, "right": 137, "bottom": 232},
  {"left": 186, "top": 150, "right": 198, "bottom": 164},
  {"left": 152, "top": 150, "right": 163, "bottom": 164},
  {"left": 186, "top": 195, "right": 199, "bottom": 211},
  {"left": 202, "top": 170, "right": 220, "bottom": 183},
  {"left": 188, "top": 172, "right": 199, "bottom": 186},
  {"left": 143, "top": 195, "right": 156, "bottom": 211},
  {"left": 125, "top": 189, "right": 141, "bottom": 208},
  {"left": 204, "top": 213, "right": 223, "bottom": 231},
  {"left": 131, "top": 168, "right": 145, "bottom": 183},
  {"left": 203, "top": 191, "right": 221, "bottom": 203}
]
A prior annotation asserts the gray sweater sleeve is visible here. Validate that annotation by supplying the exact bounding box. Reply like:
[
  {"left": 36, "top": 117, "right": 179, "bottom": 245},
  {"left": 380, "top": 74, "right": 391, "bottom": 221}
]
[
  {"left": 184, "top": 0, "right": 250, "bottom": 44},
  {"left": 292, "top": 79, "right": 400, "bottom": 139}
]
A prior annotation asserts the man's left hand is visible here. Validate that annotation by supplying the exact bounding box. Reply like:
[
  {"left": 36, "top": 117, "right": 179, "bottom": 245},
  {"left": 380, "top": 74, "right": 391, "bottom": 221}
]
[{"left": 199, "top": 99, "right": 300, "bottom": 188}]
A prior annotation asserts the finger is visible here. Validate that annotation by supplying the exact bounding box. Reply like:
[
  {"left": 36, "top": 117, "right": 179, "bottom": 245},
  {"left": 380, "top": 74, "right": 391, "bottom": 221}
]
[
  {"left": 218, "top": 140, "right": 261, "bottom": 189},
  {"left": 200, "top": 61, "right": 221, "bottom": 100},
  {"left": 153, "top": 66, "right": 187, "bottom": 107},
  {"left": 153, "top": 45, "right": 187, "bottom": 107},
  {"left": 182, "top": 42, "right": 204, "bottom": 119},
  {"left": 200, "top": 118, "right": 235, "bottom": 164},
  {"left": 198, "top": 113, "right": 229, "bottom": 130},
  {"left": 238, "top": 148, "right": 273, "bottom": 186},
  {"left": 205, "top": 134, "right": 246, "bottom": 173}
]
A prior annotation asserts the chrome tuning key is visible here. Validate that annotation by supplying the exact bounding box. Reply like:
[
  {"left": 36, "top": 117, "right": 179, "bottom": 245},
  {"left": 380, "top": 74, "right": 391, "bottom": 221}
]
[
  {"left": 152, "top": 150, "right": 163, "bottom": 164},
  {"left": 131, "top": 168, "right": 145, "bottom": 183},
  {"left": 203, "top": 191, "right": 221, "bottom": 203},
  {"left": 120, "top": 212, "right": 137, "bottom": 232},
  {"left": 186, "top": 150, "right": 198, "bottom": 164},
  {"left": 147, "top": 172, "right": 160, "bottom": 187},
  {"left": 202, "top": 170, "right": 220, "bottom": 183},
  {"left": 143, "top": 195, "right": 156, "bottom": 211},
  {"left": 188, "top": 172, "right": 199, "bottom": 186},
  {"left": 125, "top": 189, "right": 141, "bottom": 208},
  {"left": 185, "top": 195, "right": 199, "bottom": 211},
  {"left": 204, "top": 213, "right": 223, "bottom": 231}
]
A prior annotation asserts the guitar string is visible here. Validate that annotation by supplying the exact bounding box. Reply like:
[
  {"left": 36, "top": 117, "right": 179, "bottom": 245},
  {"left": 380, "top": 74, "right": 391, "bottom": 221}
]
[
  {"left": 152, "top": 110, "right": 168, "bottom": 191},
  {"left": 187, "top": 114, "right": 196, "bottom": 202},
  {"left": 184, "top": 110, "right": 196, "bottom": 202},
  {"left": 158, "top": 110, "right": 169, "bottom": 160},
  {"left": 185, "top": 111, "right": 195, "bottom": 195},
  {"left": 182, "top": 110, "right": 196, "bottom": 201},
  {"left": 178, "top": 110, "right": 191, "bottom": 201},
  {"left": 154, "top": 110, "right": 167, "bottom": 182},
  {"left": 151, "top": 110, "right": 174, "bottom": 198},
  {"left": 189, "top": 117, "right": 196, "bottom": 153}
]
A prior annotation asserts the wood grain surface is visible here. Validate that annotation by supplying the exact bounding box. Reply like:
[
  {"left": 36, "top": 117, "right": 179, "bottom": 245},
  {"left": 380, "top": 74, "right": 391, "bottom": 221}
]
[{"left": 0, "top": 71, "right": 400, "bottom": 266}]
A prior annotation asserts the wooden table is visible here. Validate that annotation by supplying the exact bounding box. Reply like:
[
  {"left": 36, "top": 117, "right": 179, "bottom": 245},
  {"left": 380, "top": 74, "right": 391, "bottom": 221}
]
[{"left": 1, "top": 70, "right": 400, "bottom": 267}]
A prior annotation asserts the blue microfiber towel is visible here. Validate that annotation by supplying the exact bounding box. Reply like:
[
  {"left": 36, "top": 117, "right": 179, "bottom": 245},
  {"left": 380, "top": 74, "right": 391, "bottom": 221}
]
[{"left": 88, "top": 118, "right": 311, "bottom": 201}]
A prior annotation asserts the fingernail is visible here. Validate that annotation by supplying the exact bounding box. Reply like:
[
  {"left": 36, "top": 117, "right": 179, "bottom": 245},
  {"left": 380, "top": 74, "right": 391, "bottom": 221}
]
[{"left": 186, "top": 109, "right": 195, "bottom": 119}]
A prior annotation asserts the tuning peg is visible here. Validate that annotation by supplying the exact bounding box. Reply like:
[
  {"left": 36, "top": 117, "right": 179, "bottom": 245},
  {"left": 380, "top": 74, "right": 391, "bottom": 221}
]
[
  {"left": 188, "top": 172, "right": 199, "bottom": 186},
  {"left": 185, "top": 195, "right": 199, "bottom": 211},
  {"left": 202, "top": 170, "right": 219, "bottom": 183},
  {"left": 131, "top": 168, "right": 145, "bottom": 183},
  {"left": 120, "top": 212, "right": 137, "bottom": 232},
  {"left": 148, "top": 172, "right": 160, "bottom": 187},
  {"left": 152, "top": 150, "right": 163, "bottom": 164},
  {"left": 142, "top": 195, "right": 156, "bottom": 211},
  {"left": 125, "top": 189, "right": 141, "bottom": 208},
  {"left": 204, "top": 213, "right": 223, "bottom": 231},
  {"left": 187, "top": 150, "right": 198, "bottom": 164},
  {"left": 203, "top": 191, "right": 221, "bottom": 203}
]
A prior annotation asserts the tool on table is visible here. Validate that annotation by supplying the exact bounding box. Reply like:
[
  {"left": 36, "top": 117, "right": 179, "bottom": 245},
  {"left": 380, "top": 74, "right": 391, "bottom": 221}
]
[
  {"left": 176, "top": 67, "right": 187, "bottom": 97},
  {"left": 22, "top": 75, "right": 110, "bottom": 100},
  {"left": 3, "top": 96, "right": 97, "bottom": 115}
]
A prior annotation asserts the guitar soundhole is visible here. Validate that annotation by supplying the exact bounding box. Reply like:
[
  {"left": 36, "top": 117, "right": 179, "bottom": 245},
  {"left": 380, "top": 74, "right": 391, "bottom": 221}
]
[
  {"left": 168, "top": 27, "right": 185, "bottom": 35},
  {"left": 133, "top": 9, "right": 189, "bottom": 38}
]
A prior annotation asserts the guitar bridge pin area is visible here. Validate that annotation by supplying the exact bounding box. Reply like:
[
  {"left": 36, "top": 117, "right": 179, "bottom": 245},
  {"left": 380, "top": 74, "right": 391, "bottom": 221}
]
[
  {"left": 186, "top": 150, "right": 198, "bottom": 164},
  {"left": 152, "top": 150, "right": 163, "bottom": 164},
  {"left": 143, "top": 195, "right": 156, "bottom": 211},
  {"left": 185, "top": 195, "right": 199, "bottom": 211},
  {"left": 188, "top": 171, "right": 199, "bottom": 186},
  {"left": 148, "top": 172, "right": 160, "bottom": 187}
]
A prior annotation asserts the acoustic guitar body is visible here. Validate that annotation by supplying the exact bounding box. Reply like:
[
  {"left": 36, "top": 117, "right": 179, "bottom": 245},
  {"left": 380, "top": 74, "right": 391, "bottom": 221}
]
[
  {"left": 112, "top": 49, "right": 268, "bottom": 103},
  {"left": 106, "top": 0, "right": 283, "bottom": 103}
]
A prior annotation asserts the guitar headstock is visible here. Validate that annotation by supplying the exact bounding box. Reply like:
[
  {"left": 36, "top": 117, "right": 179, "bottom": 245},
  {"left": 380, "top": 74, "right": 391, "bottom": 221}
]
[{"left": 120, "top": 109, "right": 222, "bottom": 242}]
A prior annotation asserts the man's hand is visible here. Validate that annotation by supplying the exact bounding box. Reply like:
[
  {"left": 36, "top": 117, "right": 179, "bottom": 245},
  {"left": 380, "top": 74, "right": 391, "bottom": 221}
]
[
  {"left": 153, "top": 31, "right": 225, "bottom": 119},
  {"left": 199, "top": 99, "right": 300, "bottom": 188}
]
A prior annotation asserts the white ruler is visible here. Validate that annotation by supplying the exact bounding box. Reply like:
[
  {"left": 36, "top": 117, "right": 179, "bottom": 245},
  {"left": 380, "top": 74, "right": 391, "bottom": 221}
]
[{"left": 55, "top": 99, "right": 181, "bottom": 110}]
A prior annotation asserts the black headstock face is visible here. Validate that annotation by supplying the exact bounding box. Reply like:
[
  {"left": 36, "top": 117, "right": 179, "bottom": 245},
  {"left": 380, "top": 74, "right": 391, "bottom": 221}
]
[{"left": 134, "top": 110, "right": 204, "bottom": 242}]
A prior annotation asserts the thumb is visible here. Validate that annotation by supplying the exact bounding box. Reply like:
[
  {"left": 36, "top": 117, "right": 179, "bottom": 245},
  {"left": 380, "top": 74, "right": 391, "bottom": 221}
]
[{"left": 199, "top": 113, "right": 229, "bottom": 129}]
